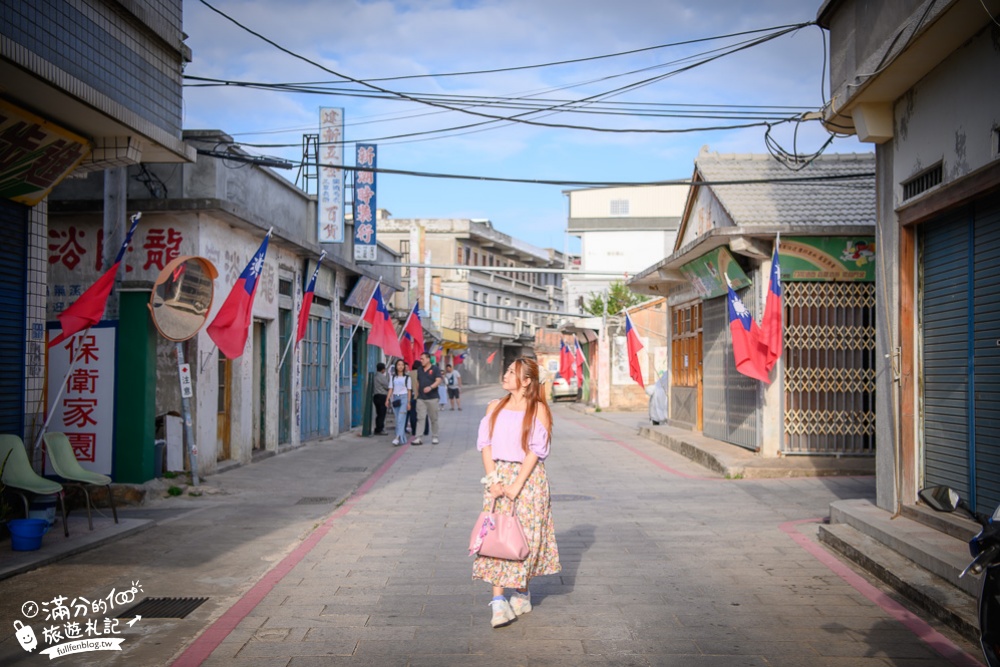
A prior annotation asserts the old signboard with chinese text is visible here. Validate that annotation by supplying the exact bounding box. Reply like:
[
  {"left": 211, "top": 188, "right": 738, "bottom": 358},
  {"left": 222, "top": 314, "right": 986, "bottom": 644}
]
[
  {"left": 353, "top": 143, "right": 377, "bottom": 262},
  {"left": 318, "top": 107, "right": 345, "bottom": 243}
]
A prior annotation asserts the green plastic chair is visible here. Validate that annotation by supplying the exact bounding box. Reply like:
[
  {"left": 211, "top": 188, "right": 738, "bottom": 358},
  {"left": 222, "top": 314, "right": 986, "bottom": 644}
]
[
  {"left": 43, "top": 433, "right": 118, "bottom": 531},
  {"left": 0, "top": 434, "right": 68, "bottom": 537}
]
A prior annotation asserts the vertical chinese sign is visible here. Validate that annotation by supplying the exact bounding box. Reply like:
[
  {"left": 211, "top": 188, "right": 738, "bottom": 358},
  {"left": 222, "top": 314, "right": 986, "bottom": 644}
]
[
  {"left": 353, "top": 143, "right": 377, "bottom": 262},
  {"left": 45, "top": 327, "right": 116, "bottom": 476},
  {"left": 318, "top": 107, "right": 345, "bottom": 243}
]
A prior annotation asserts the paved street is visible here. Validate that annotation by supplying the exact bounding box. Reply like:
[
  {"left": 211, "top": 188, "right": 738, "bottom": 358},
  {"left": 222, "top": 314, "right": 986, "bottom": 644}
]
[{"left": 0, "top": 387, "right": 984, "bottom": 666}]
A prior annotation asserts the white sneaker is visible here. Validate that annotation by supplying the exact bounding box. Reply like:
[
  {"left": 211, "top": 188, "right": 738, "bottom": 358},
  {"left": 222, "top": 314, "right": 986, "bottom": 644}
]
[
  {"left": 411, "top": 438, "right": 422, "bottom": 446},
  {"left": 391, "top": 437, "right": 399, "bottom": 446},
  {"left": 509, "top": 590, "right": 531, "bottom": 616},
  {"left": 489, "top": 599, "right": 516, "bottom": 628},
  {"left": 431, "top": 437, "right": 439, "bottom": 445}
]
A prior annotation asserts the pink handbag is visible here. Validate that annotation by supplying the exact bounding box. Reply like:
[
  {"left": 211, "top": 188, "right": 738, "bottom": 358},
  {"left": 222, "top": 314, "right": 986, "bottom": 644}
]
[{"left": 468, "top": 498, "right": 529, "bottom": 560}]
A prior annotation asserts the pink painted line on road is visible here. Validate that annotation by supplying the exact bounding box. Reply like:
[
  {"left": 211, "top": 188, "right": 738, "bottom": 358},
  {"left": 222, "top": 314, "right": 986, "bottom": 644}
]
[
  {"left": 170, "top": 444, "right": 410, "bottom": 667},
  {"left": 780, "top": 518, "right": 984, "bottom": 667},
  {"left": 577, "top": 420, "right": 714, "bottom": 480}
]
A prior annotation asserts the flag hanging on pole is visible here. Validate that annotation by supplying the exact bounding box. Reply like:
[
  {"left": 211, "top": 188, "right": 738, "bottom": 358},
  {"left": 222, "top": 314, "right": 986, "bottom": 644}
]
[
  {"left": 486, "top": 351, "right": 497, "bottom": 365},
  {"left": 453, "top": 353, "right": 466, "bottom": 366},
  {"left": 295, "top": 252, "right": 326, "bottom": 346},
  {"left": 402, "top": 300, "right": 424, "bottom": 356},
  {"left": 49, "top": 212, "right": 141, "bottom": 348},
  {"left": 207, "top": 231, "right": 271, "bottom": 359},
  {"left": 574, "top": 336, "right": 585, "bottom": 386},
  {"left": 624, "top": 312, "right": 645, "bottom": 388},
  {"left": 726, "top": 281, "right": 770, "bottom": 383},
  {"left": 759, "top": 244, "right": 783, "bottom": 373},
  {"left": 559, "top": 340, "right": 573, "bottom": 380},
  {"left": 362, "top": 284, "right": 403, "bottom": 358}
]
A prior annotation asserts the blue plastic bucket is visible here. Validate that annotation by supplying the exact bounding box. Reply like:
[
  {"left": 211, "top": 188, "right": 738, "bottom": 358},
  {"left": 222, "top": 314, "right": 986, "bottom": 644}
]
[{"left": 8, "top": 518, "right": 50, "bottom": 551}]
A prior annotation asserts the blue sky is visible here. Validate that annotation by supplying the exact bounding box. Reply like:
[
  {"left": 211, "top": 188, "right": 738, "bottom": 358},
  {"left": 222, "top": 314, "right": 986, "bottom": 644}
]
[{"left": 181, "top": 0, "right": 867, "bottom": 253}]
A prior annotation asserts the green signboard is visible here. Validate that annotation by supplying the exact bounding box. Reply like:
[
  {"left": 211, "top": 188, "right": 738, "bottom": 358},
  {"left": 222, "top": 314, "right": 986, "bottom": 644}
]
[
  {"left": 680, "top": 247, "right": 751, "bottom": 299},
  {"left": 781, "top": 237, "right": 876, "bottom": 282}
]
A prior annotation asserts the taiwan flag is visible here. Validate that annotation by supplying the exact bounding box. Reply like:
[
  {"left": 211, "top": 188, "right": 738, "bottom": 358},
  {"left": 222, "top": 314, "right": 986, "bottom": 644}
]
[
  {"left": 363, "top": 284, "right": 402, "bottom": 358},
  {"left": 403, "top": 300, "right": 424, "bottom": 357},
  {"left": 727, "top": 282, "right": 770, "bottom": 383},
  {"left": 759, "top": 246, "right": 783, "bottom": 373},
  {"left": 295, "top": 252, "right": 326, "bottom": 346},
  {"left": 453, "top": 353, "right": 466, "bottom": 367},
  {"left": 574, "top": 337, "right": 585, "bottom": 386},
  {"left": 49, "top": 212, "right": 142, "bottom": 348},
  {"left": 559, "top": 340, "right": 573, "bottom": 380},
  {"left": 208, "top": 231, "right": 271, "bottom": 359},
  {"left": 625, "top": 313, "right": 645, "bottom": 388}
]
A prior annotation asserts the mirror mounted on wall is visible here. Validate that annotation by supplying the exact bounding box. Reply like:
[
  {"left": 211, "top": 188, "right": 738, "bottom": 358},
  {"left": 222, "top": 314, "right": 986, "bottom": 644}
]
[{"left": 148, "top": 256, "right": 218, "bottom": 342}]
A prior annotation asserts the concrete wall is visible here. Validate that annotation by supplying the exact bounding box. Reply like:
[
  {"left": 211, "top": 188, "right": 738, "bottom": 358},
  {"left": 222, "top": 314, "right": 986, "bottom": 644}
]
[
  {"left": 891, "top": 26, "right": 1000, "bottom": 199},
  {"left": 0, "top": 0, "right": 186, "bottom": 137},
  {"left": 569, "top": 185, "right": 688, "bottom": 218},
  {"left": 581, "top": 230, "right": 675, "bottom": 274}
]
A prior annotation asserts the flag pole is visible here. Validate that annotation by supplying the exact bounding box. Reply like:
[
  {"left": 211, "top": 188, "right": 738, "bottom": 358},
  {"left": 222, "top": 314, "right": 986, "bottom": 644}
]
[
  {"left": 31, "top": 328, "right": 92, "bottom": 465},
  {"left": 337, "top": 276, "right": 381, "bottom": 367},
  {"left": 278, "top": 251, "right": 326, "bottom": 372},
  {"left": 397, "top": 300, "right": 414, "bottom": 343}
]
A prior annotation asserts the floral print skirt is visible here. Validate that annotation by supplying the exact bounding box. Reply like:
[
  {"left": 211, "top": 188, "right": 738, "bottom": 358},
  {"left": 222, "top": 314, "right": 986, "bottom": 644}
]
[{"left": 472, "top": 460, "right": 561, "bottom": 589}]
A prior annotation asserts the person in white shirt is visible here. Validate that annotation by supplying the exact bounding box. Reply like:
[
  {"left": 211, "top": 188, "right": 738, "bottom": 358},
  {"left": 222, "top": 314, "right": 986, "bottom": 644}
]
[
  {"left": 445, "top": 364, "right": 463, "bottom": 410},
  {"left": 386, "top": 359, "right": 412, "bottom": 446}
]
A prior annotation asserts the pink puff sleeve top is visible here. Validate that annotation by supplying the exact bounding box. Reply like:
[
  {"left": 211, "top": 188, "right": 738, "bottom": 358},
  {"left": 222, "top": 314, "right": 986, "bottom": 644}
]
[{"left": 477, "top": 408, "right": 550, "bottom": 462}]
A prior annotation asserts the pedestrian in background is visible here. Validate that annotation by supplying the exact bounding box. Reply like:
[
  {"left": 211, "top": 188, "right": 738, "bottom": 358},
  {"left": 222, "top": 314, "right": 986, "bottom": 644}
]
[
  {"left": 474, "top": 357, "right": 561, "bottom": 628},
  {"left": 372, "top": 362, "right": 389, "bottom": 435},
  {"left": 414, "top": 352, "right": 443, "bottom": 445},
  {"left": 388, "top": 359, "right": 411, "bottom": 446},
  {"left": 407, "top": 359, "right": 424, "bottom": 437},
  {"left": 445, "top": 363, "right": 462, "bottom": 410}
]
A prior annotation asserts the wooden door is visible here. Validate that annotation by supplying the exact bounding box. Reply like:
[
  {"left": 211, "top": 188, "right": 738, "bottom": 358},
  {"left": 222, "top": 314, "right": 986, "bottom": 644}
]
[{"left": 216, "top": 357, "right": 231, "bottom": 461}]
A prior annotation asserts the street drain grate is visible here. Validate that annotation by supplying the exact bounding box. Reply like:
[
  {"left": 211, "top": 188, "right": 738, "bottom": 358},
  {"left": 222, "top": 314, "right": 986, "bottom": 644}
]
[
  {"left": 296, "top": 496, "right": 336, "bottom": 505},
  {"left": 335, "top": 466, "right": 367, "bottom": 473},
  {"left": 117, "top": 597, "right": 208, "bottom": 619},
  {"left": 551, "top": 494, "right": 596, "bottom": 502}
]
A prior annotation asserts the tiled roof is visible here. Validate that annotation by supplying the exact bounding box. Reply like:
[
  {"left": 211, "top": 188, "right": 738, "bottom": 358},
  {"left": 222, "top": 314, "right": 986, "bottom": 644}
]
[{"left": 694, "top": 149, "right": 876, "bottom": 227}]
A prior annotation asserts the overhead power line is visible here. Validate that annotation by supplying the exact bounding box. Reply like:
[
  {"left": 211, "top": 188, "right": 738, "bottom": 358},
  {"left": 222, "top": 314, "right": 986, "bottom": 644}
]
[{"left": 197, "top": 0, "right": 811, "bottom": 136}]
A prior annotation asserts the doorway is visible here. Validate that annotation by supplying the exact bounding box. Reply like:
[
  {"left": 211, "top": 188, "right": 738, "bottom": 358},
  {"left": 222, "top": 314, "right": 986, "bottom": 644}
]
[
  {"left": 252, "top": 320, "right": 266, "bottom": 451},
  {"left": 216, "top": 357, "right": 231, "bottom": 461}
]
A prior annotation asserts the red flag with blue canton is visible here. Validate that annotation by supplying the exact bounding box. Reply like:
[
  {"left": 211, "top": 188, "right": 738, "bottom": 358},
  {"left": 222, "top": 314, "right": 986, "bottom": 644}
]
[
  {"left": 403, "top": 300, "right": 424, "bottom": 357},
  {"left": 49, "top": 212, "right": 141, "bottom": 348},
  {"left": 362, "top": 284, "right": 403, "bottom": 358},
  {"left": 726, "top": 282, "right": 770, "bottom": 382},
  {"left": 625, "top": 313, "right": 645, "bottom": 388},
  {"left": 400, "top": 334, "right": 415, "bottom": 367},
  {"left": 575, "top": 337, "right": 585, "bottom": 386},
  {"left": 559, "top": 340, "right": 573, "bottom": 380},
  {"left": 208, "top": 232, "right": 271, "bottom": 359},
  {"left": 295, "top": 252, "right": 325, "bottom": 345},
  {"left": 759, "top": 246, "right": 783, "bottom": 373}
]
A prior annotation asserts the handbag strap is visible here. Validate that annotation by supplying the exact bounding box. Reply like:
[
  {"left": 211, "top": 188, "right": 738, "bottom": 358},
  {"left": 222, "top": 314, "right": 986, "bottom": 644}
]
[{"left": 489, "top": 497, "right": 518, "bottom": 516}]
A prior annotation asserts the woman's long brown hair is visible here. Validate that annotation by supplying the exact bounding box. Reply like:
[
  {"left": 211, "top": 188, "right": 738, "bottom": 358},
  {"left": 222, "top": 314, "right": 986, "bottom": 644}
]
[{"left": 488, "top": 357, "right": 551, "bottom": 454}]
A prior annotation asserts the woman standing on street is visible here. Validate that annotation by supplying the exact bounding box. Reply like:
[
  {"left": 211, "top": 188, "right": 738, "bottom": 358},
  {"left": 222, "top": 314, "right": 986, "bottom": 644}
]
[
  {"left": 388, "top": 359, "right": 411, "bottom": 446},
  {"left": 473, "top": 357, "right": 561, "bottom": 628}
]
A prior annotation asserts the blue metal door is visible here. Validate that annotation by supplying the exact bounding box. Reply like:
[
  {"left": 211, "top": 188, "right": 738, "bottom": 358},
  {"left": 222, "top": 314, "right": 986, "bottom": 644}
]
[{"left": 0, "top": 199, "right": 27, "bottom": 437}]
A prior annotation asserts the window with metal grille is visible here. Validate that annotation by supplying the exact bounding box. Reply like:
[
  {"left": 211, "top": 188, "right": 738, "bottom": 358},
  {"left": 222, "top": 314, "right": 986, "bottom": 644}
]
[
  {"left": 610, "top": 199, "right": 629, "bottom": 216},
  {"left": 902, "top": 163, "right": 943, "bottom": 200}
]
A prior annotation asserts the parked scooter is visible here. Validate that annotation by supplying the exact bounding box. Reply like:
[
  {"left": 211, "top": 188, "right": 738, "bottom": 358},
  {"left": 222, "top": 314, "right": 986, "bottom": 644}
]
[{"left": 918, "top": 485, "right": 1000, "bottom": 666}]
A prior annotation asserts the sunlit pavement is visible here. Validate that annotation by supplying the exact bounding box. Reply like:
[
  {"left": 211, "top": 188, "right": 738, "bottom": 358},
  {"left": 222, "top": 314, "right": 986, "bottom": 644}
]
[{"left": 0, "top": 387, "right": 983, "bottom": 666}]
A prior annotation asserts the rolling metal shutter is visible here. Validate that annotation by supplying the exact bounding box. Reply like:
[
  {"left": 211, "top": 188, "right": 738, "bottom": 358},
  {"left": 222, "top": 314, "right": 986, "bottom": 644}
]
[
  {"left": 922, "top": 193, "right": 1000, "bottom": 511},
  {"left": 972, "top": 197, "right": 1000, "bottom": 511},
  {"left": 922, "top": 209, "right": 973, "bottom": 499},
  {"left": 702, "top": 286, "right": 761, "bottom": 451},
  {"left": 0, "top": 200, "right": 28, "bottom": 436}
]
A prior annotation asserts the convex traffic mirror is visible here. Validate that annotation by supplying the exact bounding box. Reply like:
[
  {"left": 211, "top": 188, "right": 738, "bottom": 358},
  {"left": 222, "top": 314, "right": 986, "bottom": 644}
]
[{"left": 149, "top": 256, "right": 218, "bottom": 341}]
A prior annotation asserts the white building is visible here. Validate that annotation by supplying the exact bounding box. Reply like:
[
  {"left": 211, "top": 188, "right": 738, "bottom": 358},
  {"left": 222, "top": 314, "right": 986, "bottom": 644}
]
[{"left": 564, "top": 185, "right": 686, "bottom": 313}]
